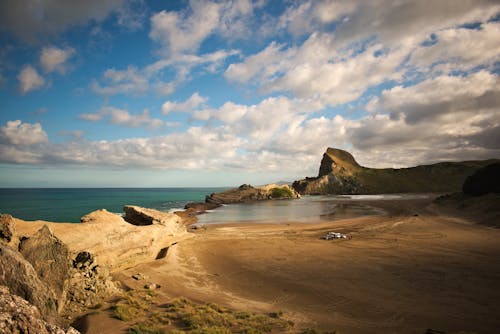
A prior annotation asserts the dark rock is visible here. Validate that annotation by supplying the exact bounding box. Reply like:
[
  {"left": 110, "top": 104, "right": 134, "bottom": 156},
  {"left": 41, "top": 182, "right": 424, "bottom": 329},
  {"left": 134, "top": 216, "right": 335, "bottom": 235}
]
[
  {"left": 0, "top": 285, "right": 80, "bottom": 334},
  {"left": 184, "top": 202, "right": 221, "bottom": 213},
  {"left": 73, "top": 251, "right": 94, "bottom": 269},
  {"left": 462, "top": 162, "right": 500, "bottom": 196},
  {"left": 0, "top": 243, "right": 58, "bottom": 322},
  {"left": 123, "top": 205, "right": 180, "bottom": 226},
  {"left": 19, "top": 225, "right": 71, "bottom": 314}
]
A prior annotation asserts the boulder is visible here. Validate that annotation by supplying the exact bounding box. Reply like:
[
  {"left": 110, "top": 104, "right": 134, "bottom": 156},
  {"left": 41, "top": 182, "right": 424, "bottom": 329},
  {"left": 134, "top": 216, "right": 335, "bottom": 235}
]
[
  {"left": 0, "top": 285, "right": 79, "bottom": 334},
  {"left": 123, "top": 205, "right": 182, "bottom": 226},
  {"left": 462, "top": 162, "right": 500, "bottom": 196},
  {"left": 19, "top": 225, "right": 71, "bottom": 314},
  {"left": 0, "top": 214, "right": 15, "bottom": 245},
  {"left": 0, "top": 243, "right": 58, "bottom": 322}
]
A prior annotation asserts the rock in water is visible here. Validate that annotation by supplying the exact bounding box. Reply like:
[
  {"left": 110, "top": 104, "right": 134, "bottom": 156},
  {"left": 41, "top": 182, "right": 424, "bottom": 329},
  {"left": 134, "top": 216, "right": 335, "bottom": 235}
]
[
  {"left": 462, "top": 162, "right": 500, "bottom": 196},
  {"left": 0, "top": 243, "right": 58, "bottom": 322},
  {"left": 206, "top": 184, "right": 299, "bottom": 204},
  {"left": 19, "top": 225, "right": 71, "bottom": 314},
  {"left": 0, "top": 285, "right": 79, "bottom": 334}
]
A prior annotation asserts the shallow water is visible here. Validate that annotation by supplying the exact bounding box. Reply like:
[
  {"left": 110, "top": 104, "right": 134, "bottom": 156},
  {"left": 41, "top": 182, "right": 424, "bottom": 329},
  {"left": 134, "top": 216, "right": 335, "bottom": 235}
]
[{"left": 196, "top": 195, "right": 393, "bottom": 225}]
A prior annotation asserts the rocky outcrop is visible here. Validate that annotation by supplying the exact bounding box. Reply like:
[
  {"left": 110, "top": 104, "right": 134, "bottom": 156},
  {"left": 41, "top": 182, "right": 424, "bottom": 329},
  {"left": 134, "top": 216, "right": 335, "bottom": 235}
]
[
  {"left": 462, "top": 162, "right": 500, "bottom": 196},
  {"left": 205, "top": 184, "right": 300, "bottom": 205},
  {"left": 293, "top": 147, "right": 500, "bottom": 195},
  {"left": 123, "top": 205, "right": 182, "bottom": 226},
  {"left": 184, "top": 202, "right": 222, "bottom": 214},
  {"left": 0, "top": 242, "right": 58, "bottom": 322},
  {"left": 0, "top": 214, "right": 16, "bottom": 246},
  {"left": 19, "top": 225, "right": 71, "bottom": 314},
  {"left": 14, "top": 207, "right": 190, "bottom": 272},
  {"left": 0, "top": 285, "right": 79, "bottom": 334}
]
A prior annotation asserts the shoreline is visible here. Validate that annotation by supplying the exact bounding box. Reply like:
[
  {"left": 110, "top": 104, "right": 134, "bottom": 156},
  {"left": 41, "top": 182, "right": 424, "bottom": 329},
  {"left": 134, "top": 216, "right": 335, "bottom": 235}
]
[{"left": 3, "top": 194, "right": 500, "bottom": 333}]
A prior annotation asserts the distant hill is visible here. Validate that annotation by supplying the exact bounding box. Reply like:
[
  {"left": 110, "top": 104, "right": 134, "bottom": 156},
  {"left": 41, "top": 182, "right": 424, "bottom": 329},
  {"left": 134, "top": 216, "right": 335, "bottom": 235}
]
[{"left": 292, "top": 148, "right": 500, "bottom": 195}]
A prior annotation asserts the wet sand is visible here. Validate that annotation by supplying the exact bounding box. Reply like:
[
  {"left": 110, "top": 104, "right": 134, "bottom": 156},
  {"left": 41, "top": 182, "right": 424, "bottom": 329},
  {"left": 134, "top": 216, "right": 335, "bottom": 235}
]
[{"left": 96, "top": 196, "right": 500, "bottom": 333}]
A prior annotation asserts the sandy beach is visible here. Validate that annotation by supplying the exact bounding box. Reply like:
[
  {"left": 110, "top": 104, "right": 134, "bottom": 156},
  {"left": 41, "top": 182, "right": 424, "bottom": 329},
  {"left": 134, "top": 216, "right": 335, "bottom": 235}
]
[{"left": 70, "top": 196, "right": 500, "bottom": 334}]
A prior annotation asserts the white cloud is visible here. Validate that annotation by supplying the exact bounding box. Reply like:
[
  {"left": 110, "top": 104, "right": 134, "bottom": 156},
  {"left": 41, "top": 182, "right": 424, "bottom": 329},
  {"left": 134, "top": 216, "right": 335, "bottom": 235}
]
[
  {"left": 115, "top": 0, "right": 147, "bottom": 30},
  {"left": 0, "top": 120, "right": 48, "bottom": 146},
  {"left": 410, "top": 22, "right": 500, "bottom": 73},
  {"left": 149, "top": 0, "right": 257, "bottom": 57},
  {"left": 80, "top": 107, "right": 164, "bottom": 128},
  {"left": 40, "top": 46, "right": 75, "bottom": 73},
  {"left": 149, "top": 1, "right": 221, "bottom": 56},
  {"left": 226, "top": 33, "right": 409, "bottom": 106},
  {"left": 91, "top": 66, "right": 148, "bottom": 96},
  {"left": 162, "top": 92, "right": 207, "bottom": 115},
  {"left": 92, "top": 49, "right": 238, "bottom": 97},
  {"left": 17, "top": 65, "right": 45, "bottom": 94}
]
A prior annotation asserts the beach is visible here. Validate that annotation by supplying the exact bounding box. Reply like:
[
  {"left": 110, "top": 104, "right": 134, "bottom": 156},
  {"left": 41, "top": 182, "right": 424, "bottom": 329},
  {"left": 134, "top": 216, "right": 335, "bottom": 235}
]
[{"left": 72, "top": 195, "right": 500, "bottom": 334}]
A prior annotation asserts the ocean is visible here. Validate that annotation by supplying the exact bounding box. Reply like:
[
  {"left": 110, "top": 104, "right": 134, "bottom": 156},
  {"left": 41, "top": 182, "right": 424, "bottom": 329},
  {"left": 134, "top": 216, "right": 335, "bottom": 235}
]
[{"left": 0, "top": 188, "right": 226, "bottom": 223}]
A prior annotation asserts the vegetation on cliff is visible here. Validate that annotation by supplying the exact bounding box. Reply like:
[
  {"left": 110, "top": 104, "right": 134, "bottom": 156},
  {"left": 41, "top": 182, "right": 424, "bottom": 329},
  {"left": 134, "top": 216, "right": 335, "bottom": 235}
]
[{"left": 293, "top": 148, "right": 499, "bottom": 195}]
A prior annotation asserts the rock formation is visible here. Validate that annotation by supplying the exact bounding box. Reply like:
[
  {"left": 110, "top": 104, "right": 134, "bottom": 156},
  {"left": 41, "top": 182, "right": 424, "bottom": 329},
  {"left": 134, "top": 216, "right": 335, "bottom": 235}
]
[
  {"left": 0, "top": 286, "right": 79, "bottom": 334},
  {"left": 205, "top": 184, "right": 300, "bottom": 204},
  {"left": 462, "top": 162, "right": 500, "bottom": 196},
  {"left": 293, "top": 147, "right": 500, "bottom": 195},
  {"left": 14, "top": 207, "right": 189, "bottom": 272},
  {"left": 19, "top": 225, "right": 71, "bottom": 313},
  {"left": 0, "top": 214, "right": 16, "bottom": 247},
  {"left": 0, "top": 242, "right": 58, "bottom": 323},
  {"left": 123, "top": 205, "right": 183, "bottom": 226}
]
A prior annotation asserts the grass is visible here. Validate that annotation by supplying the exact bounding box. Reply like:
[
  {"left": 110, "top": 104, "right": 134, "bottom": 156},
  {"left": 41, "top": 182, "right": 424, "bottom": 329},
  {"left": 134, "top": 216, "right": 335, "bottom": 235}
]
[
  {"left": 112, "top": 292, "right": 295, "bottom": 333},
  {"left": 270, "top": 187, "right": 294, "bottom": 199}
]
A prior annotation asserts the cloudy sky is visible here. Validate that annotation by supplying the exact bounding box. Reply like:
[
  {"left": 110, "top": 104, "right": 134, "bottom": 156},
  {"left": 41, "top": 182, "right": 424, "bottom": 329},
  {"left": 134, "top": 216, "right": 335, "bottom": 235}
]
[{"left": 0, "top": 0, "right": 499, "bottom": 187}]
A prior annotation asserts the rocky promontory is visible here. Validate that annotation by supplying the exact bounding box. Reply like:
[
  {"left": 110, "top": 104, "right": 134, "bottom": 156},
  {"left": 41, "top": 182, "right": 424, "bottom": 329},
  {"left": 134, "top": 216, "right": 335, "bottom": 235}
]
[
  {"left": 205, "top": 183, "right": 300, "bottom": 205},
  {"left": 293, "top": 147, "right": 499, "bottom": 195}
]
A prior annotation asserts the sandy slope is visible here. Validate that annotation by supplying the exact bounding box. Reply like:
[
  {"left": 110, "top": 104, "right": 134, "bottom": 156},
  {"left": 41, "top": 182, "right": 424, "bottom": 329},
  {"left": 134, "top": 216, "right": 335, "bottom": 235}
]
[{"left": 92, "top": 197, "right": 500, "bottom": 333}]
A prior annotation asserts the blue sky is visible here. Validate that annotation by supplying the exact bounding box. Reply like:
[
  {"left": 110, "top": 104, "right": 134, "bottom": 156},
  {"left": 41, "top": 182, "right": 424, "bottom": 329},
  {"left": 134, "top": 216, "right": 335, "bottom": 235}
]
[{"left": 0, "top": 0, "right": 499, "bottom": 187}]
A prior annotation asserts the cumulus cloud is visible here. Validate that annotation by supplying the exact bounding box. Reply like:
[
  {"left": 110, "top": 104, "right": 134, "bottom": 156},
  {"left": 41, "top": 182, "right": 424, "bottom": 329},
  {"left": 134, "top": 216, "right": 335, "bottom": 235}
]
[
  {"left": 40, "top": 46, "right": 75, "bottom": 74},
  {"left": 0, "top": 120, "right": 48, "bottom": 146},
  {"left": 0, "top": 0, "right": 126, "bottom": 43},
  {"left": 17, "top": 65, "right": 45, "bottom": 94},
  {"left": 149, "top": 0, "right": 256, "bottom": 57},
  {"left": 91, "top": 66, "right": 148, "bottom": 96},
  {"left": 226, "top": 33, "right": 409, "bottom": 106},
  {"left": 410, "top": 22, "right": 500, "bottom": 73},
  {"left": 80, "top": 107, "right": 164, "bottom": 128},
  {"left": 162, "top": 92, "right": 207, "bottom": 115}
]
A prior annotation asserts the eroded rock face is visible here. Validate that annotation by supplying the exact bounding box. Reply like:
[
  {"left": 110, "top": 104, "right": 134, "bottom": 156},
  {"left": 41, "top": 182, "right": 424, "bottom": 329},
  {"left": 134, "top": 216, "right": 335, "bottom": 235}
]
[
  {"left": 0, "top": 243, "right": 58, "bottom": 322},
  {"left": 19, "top": 225, "right": 71, "bottom": 314},
  {"left": 0, "top": 285, "right": 79, "bottom": 334},
  {"left": 123, "top": 205, "right": 182, "bottom": 226},
  {"left": 0, "top": 214, "right": 15, "bottom": 245}
]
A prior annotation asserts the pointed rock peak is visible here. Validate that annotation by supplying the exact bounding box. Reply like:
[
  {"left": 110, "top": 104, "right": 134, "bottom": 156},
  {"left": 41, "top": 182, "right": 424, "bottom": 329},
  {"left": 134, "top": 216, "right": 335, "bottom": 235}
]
[{"left": 318, "top": 148, "right": 361, "bottom": 177}]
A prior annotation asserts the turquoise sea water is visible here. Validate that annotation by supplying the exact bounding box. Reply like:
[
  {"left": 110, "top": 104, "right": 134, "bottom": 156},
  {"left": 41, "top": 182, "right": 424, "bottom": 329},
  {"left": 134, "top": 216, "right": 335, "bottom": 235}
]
[{"left": 0, "top": 188, "right": 225, "bottom": 223}]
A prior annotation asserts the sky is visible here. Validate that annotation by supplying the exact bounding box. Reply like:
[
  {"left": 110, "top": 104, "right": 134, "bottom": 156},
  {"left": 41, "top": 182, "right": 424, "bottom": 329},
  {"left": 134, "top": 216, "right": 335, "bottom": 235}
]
[{"left": 0, "top": 0, "right": 499, "bottom": 187}]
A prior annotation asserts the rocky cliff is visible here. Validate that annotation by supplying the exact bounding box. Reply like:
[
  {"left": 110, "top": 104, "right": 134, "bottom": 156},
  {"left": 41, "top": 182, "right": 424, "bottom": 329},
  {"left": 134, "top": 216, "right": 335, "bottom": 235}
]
[{"left": 293, "top": 148, "right": 500, "bottom": 195}]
